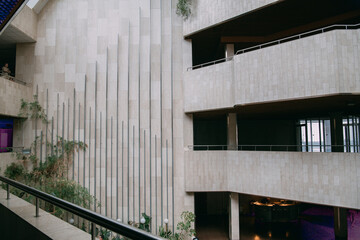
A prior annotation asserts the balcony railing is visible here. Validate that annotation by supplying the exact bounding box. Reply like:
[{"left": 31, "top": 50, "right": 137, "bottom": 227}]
[
  {"left": 0, "top": 176, "right": 164, "bottom": 240},
  {"left": 188, "top": 144, "right": 360, "bottom": 152},
  {"left": 0, "top": 70, "right": 27, "bottom": 85},
  {"left": 187, "top": 23, "right": 360, "bottom": 71}
]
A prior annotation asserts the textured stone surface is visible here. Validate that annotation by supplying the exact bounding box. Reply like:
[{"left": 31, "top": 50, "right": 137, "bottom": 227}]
[
  {"left": 183, "top": 0, "right": 278, "bottom": 36},
  {"left": 184, "top": 29, "right": 360, "bottom": 112},
  {"left": 15, "top": 0, "right": 191, "bottom": 232},
  {"left": 185, "top": 150, "right": 360, "bottom": 209},
  {"left": 0, "top": 76, "right": 32, "bottom": 117}
]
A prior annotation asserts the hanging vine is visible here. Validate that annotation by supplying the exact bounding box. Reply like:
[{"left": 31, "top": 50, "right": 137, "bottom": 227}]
[{"left": 176, "top": 0, "right": 191, "bottom": 20}]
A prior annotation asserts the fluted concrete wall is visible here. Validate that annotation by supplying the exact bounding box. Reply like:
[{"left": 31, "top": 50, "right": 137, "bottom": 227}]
[
  {"left": 15, "top": 0, "right": 192, "bottom": 233},
  {"left": 185, "top": 150, "right": 360, "bottom": 210},
  {"left": 184, "top": 29, "right": 360, "bottom": 112}
]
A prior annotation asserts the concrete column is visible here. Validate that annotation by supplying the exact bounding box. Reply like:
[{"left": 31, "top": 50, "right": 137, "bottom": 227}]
[
  {"left": 227, "top": 113, "right": 237, "bottom": 150},
  {"left": 334, "top": 207, "right": 347, "bottom": 239},
  {"left": 330, "top": 112, "right": 343, "bottom": 152},
  {"left": 225, "top": 44, "right": 234, "bottom": 60},
  {"left": 229, "top": 193, "right": 240, "bottom": 240},
  {"left": 184, "top": 114, "right": 193, "bottom": 149}
]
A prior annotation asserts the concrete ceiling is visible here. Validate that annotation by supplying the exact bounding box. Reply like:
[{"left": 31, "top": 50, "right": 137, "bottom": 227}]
[{"left": 0, "top": 24, "right": 35, "bottom": 44}]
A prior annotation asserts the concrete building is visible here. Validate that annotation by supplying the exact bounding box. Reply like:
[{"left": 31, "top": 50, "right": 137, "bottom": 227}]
[{"left": 0, "top": 0, "right": 360, "bottom": 239}]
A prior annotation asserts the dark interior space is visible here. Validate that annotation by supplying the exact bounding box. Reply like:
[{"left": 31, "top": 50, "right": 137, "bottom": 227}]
[
  {"left": 193, "top": 114, "right": 227, "bottom": 150},
  {"left": 195, "top": 192, "right": 229, "bottom": 240},
  {"left": 189, "top": 0, "right": 360, "bottom": 66},
  {"left": 237, "top": 193, "right": 360, "bottom": 240},
  {"left": 0, "top": 44, "right": 16, "bottom": 76},
  {"left": 237, "top": 119, "right": 297, "bottom": 151}
]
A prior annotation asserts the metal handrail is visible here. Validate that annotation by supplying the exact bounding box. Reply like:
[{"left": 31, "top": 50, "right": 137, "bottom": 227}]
[
  {"left": 188, "top": 144, "right": 359, "bottom": 152},
  {"left": 0, "top": 71, "right": 27, "bottom": 85},
  {"left": 0, "top": 146, "right": 25, "bottom": 153},
  {"left": 0, "top": 176, "right": 164, "bottom": 240},
  {"left": 187, "top": 23, "right": 360, "bottom": 71}
]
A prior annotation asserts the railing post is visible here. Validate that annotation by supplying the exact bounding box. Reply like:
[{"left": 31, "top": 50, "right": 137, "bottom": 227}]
[
  {"left": 36, "top": 197, "right": 40, "bottom": 217},
  {"left": 6, "top": 184, "right": 10, "bottom": 199},
  {"left": 91, "top": 222, "right": 96, "bottom": 240}
]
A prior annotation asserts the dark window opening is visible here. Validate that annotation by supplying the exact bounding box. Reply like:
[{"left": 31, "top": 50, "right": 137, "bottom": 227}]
[
  {"left": 193, "top": 115, "right": 227, "bottom": 150},
  {"left": 237, "top": 119, "right": 297, "bottom": 151},
  {"left": 0, "top": 44, "right": 16, "bottom": 78}
]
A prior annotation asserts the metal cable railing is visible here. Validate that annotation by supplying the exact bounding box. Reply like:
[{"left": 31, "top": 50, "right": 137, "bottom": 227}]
[
  {"left": 0, "top": 176, "right": 164, "bottom": 240},
  {"left": 188, "top": 144, "right": 360, "bottom": 152},
  {"left": 187, "top": 23, "right": 360, "bottom": 71}
]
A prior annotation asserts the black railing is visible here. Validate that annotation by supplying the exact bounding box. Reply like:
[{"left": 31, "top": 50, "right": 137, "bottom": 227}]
[
  {"left": 189, "top": 144, "right": 360, "bottom": 152},
  {"left": 0, "top": 176, "right": 164, "bottom": 240}
]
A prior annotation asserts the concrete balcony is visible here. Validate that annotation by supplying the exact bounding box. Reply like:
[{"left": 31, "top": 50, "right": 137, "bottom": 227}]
[
  {"left": 0, "top": 76, "right": 31, "bottom": 117},
  {"left": 184, "top": 29, "right": 360, "bottom": 113},
  {"left": 184, "top": 150, "right": 360, "bottom": 209}
]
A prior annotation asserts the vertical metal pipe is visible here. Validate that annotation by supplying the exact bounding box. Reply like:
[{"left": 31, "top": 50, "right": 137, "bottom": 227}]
[
  {"left": 88, "top": 107, "right": 92, "bottom": 197},
  {"left": 127, "top": 21, "right": 130, "bottom": 223},
  {"left": 56, "top": 93, "right": 59, "bottom": 157},
  {"left": 100, "top": 112, "right": 102, "bottom": 214},
  {"left": 170, "top": 0, "right": 175, "bottom": 231},
  {"left": 121, "top": 121, "right": 124, "bottom": 222},
  {"left": 94, "top": 62, "right": 98, "bottom": 211},
  {"left": 36, "top": 197, "right": 39, "bottom": 217},
  {"left": 6, "top": 184, "right": 9, "bottom": 199},
  {"left": 78, "top": 103, "right": 81, "bottom": 184},
  {"left": 51, "top": 116, "right": 54, "bottom": 156},
  {"left": 91, "top": 223, "right": 96, "bottom": 240},
  {"left": 111, "top": 116, "right": 113, "bottom": 218},
  {"left": 45, "top": 89, "right": 48, "bottom": 162},
  {"left": 73, "top": 89, "right": 76, "bottom": 180},
  {"left": 148, "top": 1, "right": 152, "bottom": 228},
  {"left": 133, "top": 125, "right": 135, "bottom": 221},
  {"left": 62, "top": 103, "right": 65, "bottom": 157},
  {"left": 83, "top": 75, "right": 87, "bottom": 187},
  {"left": 40, "top": 131, "right": 43, "bottom": 164},
  {"left": 155, "top": 135, "right": 157, "bottom": 234},
  {"left": 67, "top": 98, "right": 70, "bottom": 179},
  {"left": 144, "top": 130, "right": 146, "bottom": 214},
  {"left": 138, "top": 7, "right": 142, "bottom": 223},
  {"left": 35, "top": 86, "right": 38, "bottom": 158},
  {"left": 166, "top": 139, "right": 168, "bottom": 219},
  {"left": 116, "top": 34, "right": 120, "bottom": 221},
  {"left": 105, "top": 48, "right": 109, "bottom": 217},
  {"left": 159, "top": 0, "right": 163, "bottom": 226}
]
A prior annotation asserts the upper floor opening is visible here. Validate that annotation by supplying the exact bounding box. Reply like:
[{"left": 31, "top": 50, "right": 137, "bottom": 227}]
[
  {"left": 191, "top": 95, "right": 360, "bottom": 153},
  {"left": 187, "top": 0, "right": 360, "bottom": 68}
]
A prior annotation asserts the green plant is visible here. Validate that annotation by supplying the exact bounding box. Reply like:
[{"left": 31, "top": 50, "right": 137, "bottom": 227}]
[
  {"left": 4, "top": 162, "right": 26, "bottom": 180},
  {"left": 159, "top": 225, "right": 173, "bottom": 238},
  {"left": 176, "top": 211, "right": 196, "bottom": 239},
  {"left": 139, "top": 213, "right": 151, "bottom": 232},
  {"left": 100, "top": 228, "right": 112, "bottom": 240},
  {"left": 18, "top": 95, "right": 48, "bottom": 124},
  {"left": 176, "top": 0, "right": 191, "bottom": 20},
  {"left": 3, "top": 96, "right": 97, "bottom": 232},
  {"left": 158, "top": 211, "right": 196, "bottom": 240}
]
